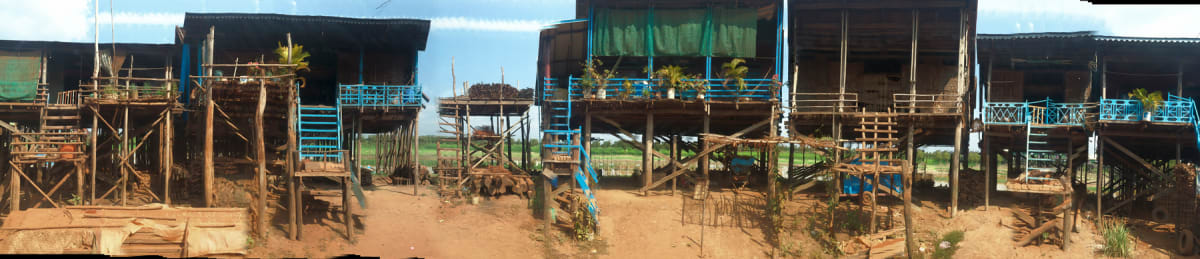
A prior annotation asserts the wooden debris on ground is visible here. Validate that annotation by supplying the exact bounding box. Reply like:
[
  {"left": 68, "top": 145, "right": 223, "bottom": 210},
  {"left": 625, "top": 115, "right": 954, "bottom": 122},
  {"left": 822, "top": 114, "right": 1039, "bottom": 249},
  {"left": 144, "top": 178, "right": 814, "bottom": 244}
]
[
  {"left": 467, "top": 166, "right": 534, "bottom": 197},
  {"left": 0, "top": 204, "right": 249, "bottom": 257}
]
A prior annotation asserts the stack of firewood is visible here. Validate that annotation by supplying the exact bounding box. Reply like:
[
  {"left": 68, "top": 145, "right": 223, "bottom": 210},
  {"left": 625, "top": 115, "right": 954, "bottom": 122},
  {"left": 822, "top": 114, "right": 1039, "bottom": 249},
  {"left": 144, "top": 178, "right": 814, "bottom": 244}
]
[{"left": 959, "top": 168, "right": 986, "bottom": 206}]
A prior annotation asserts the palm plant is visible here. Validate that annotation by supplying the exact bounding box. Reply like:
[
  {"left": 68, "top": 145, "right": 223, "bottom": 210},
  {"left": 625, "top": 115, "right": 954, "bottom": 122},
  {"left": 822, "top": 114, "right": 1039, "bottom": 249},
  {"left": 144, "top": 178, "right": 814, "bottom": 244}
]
[
  {"left": 274, "top": 43, "right": 311, "bottom": 73},
  {"left": 721, "top": 58, "right": 749, "bottom": 94},
  {"left": 1128, "top": 88, "right": 1164, "bottom": 118}
]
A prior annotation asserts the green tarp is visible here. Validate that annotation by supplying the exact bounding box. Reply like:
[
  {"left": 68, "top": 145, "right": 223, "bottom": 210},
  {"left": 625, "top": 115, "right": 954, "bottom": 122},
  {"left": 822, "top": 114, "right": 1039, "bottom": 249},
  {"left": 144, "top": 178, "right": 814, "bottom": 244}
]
[
  {"left": 592, "top": 7, "right": 758, "bottom": 58},
  {"left": 652, "top": 9, "right": 711, "bottom": 56},
  {"left": 593, "top": 9, "right": 648, "bottom": 56},
  {"left": 0, "top": 50, "right": 41, "bottom": 102},
  {"left": 712, "top": 7, "right": 757, "bottom": 57}
]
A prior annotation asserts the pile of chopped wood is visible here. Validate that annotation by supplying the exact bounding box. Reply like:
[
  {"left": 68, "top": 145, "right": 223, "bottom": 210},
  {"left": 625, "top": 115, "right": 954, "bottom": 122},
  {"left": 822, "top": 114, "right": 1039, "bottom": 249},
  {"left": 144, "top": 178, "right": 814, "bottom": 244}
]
[
  {"left": 467, "top": 83, "right": 533, "bottom": 99},
  {"left": 1164, "top": 164, "right": 1198, "bottom": 227},
  {"left": 959, "top": 168, "right": 985, "bottom": 206},
  {"left": 468, "top": 166, "right": 534, "bottom": 197}
]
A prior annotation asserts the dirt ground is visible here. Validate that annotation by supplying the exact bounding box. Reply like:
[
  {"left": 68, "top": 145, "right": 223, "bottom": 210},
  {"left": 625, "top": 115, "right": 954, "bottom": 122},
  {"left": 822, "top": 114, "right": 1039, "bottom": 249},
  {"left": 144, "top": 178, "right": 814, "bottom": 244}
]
[{"left": 242, "top": 179, "right": 1192, "bottom": 258}]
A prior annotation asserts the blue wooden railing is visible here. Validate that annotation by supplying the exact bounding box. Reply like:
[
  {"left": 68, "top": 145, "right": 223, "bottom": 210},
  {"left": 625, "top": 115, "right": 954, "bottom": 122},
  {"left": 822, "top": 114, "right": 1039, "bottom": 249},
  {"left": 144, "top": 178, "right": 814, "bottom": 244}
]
[
  {"left": 983, "top": 98, "right": 1090, "bottom": 126},
  {"left": 1099, "top": 94, "right": 1195, "bottom": 123},
  {"left": 338, "top": 84, "right": 424, "bottom": 107},
  {"left": 562, "top": 76, "right": 780, "bottom": 101}
]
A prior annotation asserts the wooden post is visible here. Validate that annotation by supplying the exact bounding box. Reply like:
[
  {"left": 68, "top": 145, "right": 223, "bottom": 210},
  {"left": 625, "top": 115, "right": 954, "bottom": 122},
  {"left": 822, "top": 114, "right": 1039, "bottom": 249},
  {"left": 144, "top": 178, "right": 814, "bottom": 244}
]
[
  {"left": 903, "top": 159, "right": 916, "bottom": 258},
  {"left": 767, "top": 105, "right": 779, "bottom": 204},
  {"left": 949, "top": 117, "right": 962, "bottom": 217},
  {"left": 1096, "top": 131, "right": 1104, "bottom": 221},
  {"left": 838, "top": 9, "right": 848, "bottom": 113},
  {"left": 698, "top": 112, "right": 710, "bottom": 199},
  {"left": 344, "top": 175, "right": 354, "bottom": 241},
  {"left": 542, "top": 176, "right": 553, "bottom": 247},
  {"left": 76, "top": 161, "right": 84, "bottom": 205},
  {"left": 90, "top": 110, "right": 97, "bottom": 204},
  {"left": 9, "top": 165, "right": 18, "bottom": 213},
  {"left": 1179, "top": 61, "right": 1184, "bottom": 96},
  {"left": 285, "top": 33, "right": 298, "bottom": 240},
  {"left": 121, "top": 106, "right": 128, "bottom": 206},
  {"left": 203, "top": 26, "right": 215, "bottom": 207},
  {"left": 584, "top": 106, "right": 592, "bottom": 187},
  {"left": 982, "top": 134, "right": 991, "bottom": 210},
  {"left": 643, "top": 113, "right": 654, "bottom": 195},
  {"left": 1062, "top": 187, "right": 1072, "bottom": 250},
  {"left": 167, "top": 109, "right": 174, "bottom": 205},
  {"left": 254, "top": 80, "right": 267, "bottom": 238},
  {"left": 670, "top": 135, "right": 678, "bottom": 196}
]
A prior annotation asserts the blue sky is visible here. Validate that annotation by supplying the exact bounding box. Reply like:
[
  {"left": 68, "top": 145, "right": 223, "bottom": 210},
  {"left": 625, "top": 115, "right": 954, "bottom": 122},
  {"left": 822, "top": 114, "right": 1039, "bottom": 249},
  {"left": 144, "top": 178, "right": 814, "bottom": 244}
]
[{"left": 2, "top": 0, "right": 1199, "bottom": 153}]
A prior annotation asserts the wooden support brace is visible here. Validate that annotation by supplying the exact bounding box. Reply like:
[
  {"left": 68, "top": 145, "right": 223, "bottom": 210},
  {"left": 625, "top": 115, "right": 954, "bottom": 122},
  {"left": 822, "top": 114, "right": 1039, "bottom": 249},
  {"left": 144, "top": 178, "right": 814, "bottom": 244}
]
[{"left": 1101, "top": 137, "right": 1164, "bottom": 179}]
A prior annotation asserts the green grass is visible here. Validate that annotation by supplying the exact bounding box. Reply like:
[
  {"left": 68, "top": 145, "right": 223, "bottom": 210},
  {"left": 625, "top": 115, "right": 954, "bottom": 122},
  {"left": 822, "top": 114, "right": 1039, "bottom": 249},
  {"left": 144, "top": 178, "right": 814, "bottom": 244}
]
[{"left": 1101, "top": 220, "right": 1132, "bottom": 257}]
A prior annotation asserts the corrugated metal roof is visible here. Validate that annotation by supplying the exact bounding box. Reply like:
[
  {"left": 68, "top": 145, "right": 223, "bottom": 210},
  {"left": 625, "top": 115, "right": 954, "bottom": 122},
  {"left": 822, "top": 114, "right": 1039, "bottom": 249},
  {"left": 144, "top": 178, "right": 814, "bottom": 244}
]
[
  {"left": 1095, "top": 36, "right": 1200, "bottom": 44},
  {"left": 979, "top": 31, "right": 1200, "bottom": 46},
  {"left": 977, "top": 31, "right": 1096, "bottom": 40},
  {"left": 183, "top": 13, "right": 430, "bottom": 51}
]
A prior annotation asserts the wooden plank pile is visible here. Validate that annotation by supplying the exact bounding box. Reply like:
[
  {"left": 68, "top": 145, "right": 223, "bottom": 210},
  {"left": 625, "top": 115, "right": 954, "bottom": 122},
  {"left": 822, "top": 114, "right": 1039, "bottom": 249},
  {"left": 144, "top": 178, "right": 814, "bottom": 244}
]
[{"left": 0, "top": 204, "right": 249, "bottom": 257}]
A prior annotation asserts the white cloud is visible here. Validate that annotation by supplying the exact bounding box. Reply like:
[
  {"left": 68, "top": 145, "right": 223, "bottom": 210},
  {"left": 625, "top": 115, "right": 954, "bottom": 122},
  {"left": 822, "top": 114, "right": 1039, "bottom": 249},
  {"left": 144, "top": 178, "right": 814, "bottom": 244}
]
[
  {"left": 430, "top": 17, "right": 549, "bottom": 32},
  {"left": 0, "top": 0, "right": 91, "bottom": 41},
  {"left": 92, "top": 12, "right": 184, "bottom": 26},
  {"left": 980, "top": 0, "right": 1200, "bottom": 38}
]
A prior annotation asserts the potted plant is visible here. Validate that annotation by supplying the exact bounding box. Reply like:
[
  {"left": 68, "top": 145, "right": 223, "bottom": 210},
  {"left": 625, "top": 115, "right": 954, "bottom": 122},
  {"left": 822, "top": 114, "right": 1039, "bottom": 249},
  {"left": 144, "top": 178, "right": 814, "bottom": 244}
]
[
  {"left": 580, "top": 58, "right": 614, "bottom": 99},
  {"left": 653, "top": 65, "right": 687, "bottom": 100},
  {"left": 694, "top": 76, "right": 709, "bottom": 101},
  {"left": 619, "top": 78, "right": 633, "bottom": 100},
  {"left": 1128, "top": 88, "right": 1163, "bottom": 121},
  {"left": 721, "top": 58, "right": 749, "bottom": 101}
]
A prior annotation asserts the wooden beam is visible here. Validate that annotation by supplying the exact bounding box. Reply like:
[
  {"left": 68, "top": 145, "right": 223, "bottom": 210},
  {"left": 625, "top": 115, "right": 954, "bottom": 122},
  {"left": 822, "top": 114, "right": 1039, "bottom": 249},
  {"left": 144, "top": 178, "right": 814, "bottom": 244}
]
[{"left": 1101, "top": 137, "right": 1165, "bottom": 179}]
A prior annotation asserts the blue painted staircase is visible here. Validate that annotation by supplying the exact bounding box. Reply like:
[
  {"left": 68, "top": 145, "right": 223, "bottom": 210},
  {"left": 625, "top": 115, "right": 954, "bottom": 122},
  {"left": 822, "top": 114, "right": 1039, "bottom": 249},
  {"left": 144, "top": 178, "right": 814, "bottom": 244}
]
[
  {"left": 1023, "top": 121, "right": 1058, "bottom": 182},
  {"left": 541, "top": 76, "right": 599, "bottom": 226},
  {"left": 298, "top": 102, "right": 344, "bottom": 161}
]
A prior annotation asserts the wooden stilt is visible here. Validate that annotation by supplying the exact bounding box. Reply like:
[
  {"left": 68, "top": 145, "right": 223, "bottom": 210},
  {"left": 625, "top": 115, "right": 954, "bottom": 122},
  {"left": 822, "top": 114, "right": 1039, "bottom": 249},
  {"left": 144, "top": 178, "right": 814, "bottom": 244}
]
[
  {"left": 285, "top": 33, "right": 298, "bottom": 240},
  {"left": 643, "top": 113, "right": 654, "bottom": 195},
  {"left": 164, "top": 108, "right": 172, "bottom": 205},
  {"left": 344, "top": 176, "right": 354, "bottom": 241},
  {"left": 698, "top": 112, "right": 710, "bottom": 199},
  {"left": 203, "top": 26, "right": 215, "bottom": 208},
  {"left": 254, "top": 80, "right": 267, "bottom": 237},
  {"left": 90, "top": 110, "right": 97, "bottom": 204},
  {"left": 670, "top": 135, "right": 678, "bottom": 196},
  {"left": 949, "top": 118, "right": 963, "bottom": 217},
  {"left": 10, "top": 165, "right": 19, "bottom": 213},
  {"left": 1096, "top": 130, "right": 1104, "bottom": 221},
  {"left": 121, "top": 106, "right": 128, "bottom": 206}
]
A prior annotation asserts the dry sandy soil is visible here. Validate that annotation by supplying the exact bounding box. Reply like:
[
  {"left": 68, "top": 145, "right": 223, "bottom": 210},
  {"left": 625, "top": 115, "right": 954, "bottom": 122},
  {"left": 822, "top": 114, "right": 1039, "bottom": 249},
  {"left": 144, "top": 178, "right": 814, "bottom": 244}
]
[{"left": 244, "top": 181, "right": 1189, "bottom": 258}]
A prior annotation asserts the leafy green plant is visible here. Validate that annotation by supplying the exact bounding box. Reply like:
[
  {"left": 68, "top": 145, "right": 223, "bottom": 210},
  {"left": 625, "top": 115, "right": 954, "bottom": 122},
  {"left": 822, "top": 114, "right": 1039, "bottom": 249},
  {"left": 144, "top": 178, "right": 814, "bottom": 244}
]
[
  {"left": 931, "top": 230, "right": 965, "bottom": 259},
  {"left": 580, "top": 57, "right": 619, "bottom": 97},
  {"left": 652, "top": 65, "right": 688, "bottom": 90},
  {"left": 274, "top": 43, "right": 311, "bottom": 72},
  {"left": 721, "top": 58, "right": 749, "bottom": 93},
  {"left": 571, "top": 195, "right": 596, "bottom": 240},
  {"left": 68, "top": 194, "right": 83, "bottom": 205},
  {"left": 1101, "top": 220, "right": 1132, "bottom": 257},
  {"left": 1128, "top": 88, "right": 1164, "bottom": 115},
  {"left": 619, "top": 78, "right": 633, "bottom": 100}
]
